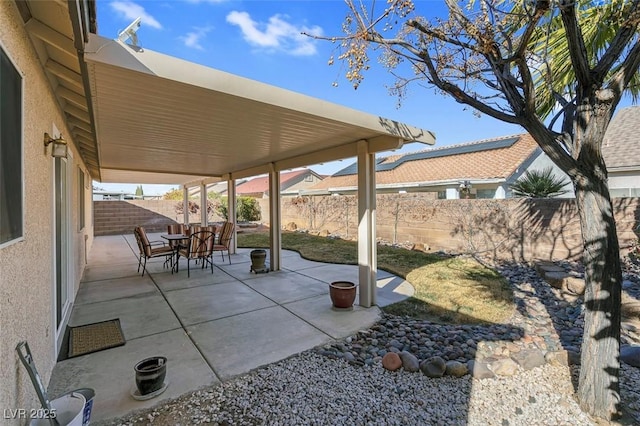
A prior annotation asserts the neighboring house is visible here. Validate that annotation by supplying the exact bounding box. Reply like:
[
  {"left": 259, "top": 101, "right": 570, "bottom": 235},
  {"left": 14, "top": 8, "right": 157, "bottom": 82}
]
[
  {"left": 236, "top": 168, "right": 323, "bottom": 198},
  {"left": 602, "top": 106, "right": 640, "bottom": 198},
  {"left": 93, "top": 191, "right": 141, "bottom": 201},
  {"left": 309, "top": 134, "right": 572, "bottom": 199}
]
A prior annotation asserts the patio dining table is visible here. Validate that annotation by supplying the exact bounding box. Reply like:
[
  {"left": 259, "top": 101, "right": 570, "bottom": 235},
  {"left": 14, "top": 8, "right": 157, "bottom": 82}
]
[{"left": 161, "top": 233, "right": 188, "bottom": 273}]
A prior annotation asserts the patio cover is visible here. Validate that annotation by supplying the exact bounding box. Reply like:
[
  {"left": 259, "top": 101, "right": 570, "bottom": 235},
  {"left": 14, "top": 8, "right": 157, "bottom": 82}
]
[{"left": 83, "top": 34, "right": 435, "bottom": 185}]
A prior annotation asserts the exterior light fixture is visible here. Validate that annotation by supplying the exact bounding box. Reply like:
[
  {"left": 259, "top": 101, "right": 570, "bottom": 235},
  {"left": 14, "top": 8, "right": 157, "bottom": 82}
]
[
  {"left": 44, "top": 133, "right": 68, "bottom": 158},
  {"left": 459, "top": 180, "right": 472, "bottom": 198}
]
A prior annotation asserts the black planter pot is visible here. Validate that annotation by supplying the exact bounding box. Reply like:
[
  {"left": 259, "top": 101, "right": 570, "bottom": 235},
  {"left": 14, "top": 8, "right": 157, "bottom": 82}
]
[
  {"left": 250, "top": 249, "right": 268, "bottom": 273},
  {"left": 134, "top": 356, "right": 167, "bottom": 395}
]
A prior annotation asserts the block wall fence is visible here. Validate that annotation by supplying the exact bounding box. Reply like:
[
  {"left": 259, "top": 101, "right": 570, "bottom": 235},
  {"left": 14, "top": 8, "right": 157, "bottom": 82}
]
[{"left": 94, "top": 196, "right": 639, "bottom": 262}]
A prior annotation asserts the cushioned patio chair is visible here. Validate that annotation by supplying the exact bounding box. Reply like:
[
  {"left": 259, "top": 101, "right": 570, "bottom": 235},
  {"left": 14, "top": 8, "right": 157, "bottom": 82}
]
[
  {"left": 134, "top": 226, "right": 175, "bottom": 277},
  {"left": 177, "top": 229, "right": 215, "bottom": 277},
  {"left": 212, "top": 221, "right": 235, "bottom": 264},
  {"left": 167, "top": 223, "right": 188, "bottom": 249}
]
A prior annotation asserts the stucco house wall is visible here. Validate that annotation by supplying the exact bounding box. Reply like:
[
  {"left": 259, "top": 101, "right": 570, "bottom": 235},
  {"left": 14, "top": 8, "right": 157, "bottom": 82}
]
[{"left": 0, "top": 1, "right": 92, "bottom": 416}]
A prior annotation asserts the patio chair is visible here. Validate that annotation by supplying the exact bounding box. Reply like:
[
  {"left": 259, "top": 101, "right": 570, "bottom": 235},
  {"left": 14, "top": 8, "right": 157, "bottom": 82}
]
[
  {"left": 177, "top": 229, "right": 215, "bottom": 277},
  {"left": 167, "top": 224, "right": 188, "bottom": 249},
  {"left": 134, "top": 226, "right": 175, "bottom": 277},
  {"left": 212, "top": 221, "right": 235, "bottom": 264}
]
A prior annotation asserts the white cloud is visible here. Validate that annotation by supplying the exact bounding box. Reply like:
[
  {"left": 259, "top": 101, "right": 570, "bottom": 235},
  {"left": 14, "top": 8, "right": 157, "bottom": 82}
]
[
  {"left": 226, "top": 11, "right": 323, "bottom": 56},
  {"left": 179, "top": 27, "right": 212, "bottom": 51},
  {"left": 110, "top": 1, "right": 162, "bottom": 30}
]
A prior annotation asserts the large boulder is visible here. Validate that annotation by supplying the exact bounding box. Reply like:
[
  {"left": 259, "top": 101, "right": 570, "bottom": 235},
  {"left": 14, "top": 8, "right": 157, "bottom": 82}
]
[
  {"left": 382, "top": 352, "right": 402, "bottom": 371},
  {"left": 445, "top": 360, "right": 468, "bottom": 377},
  {"left": 621, "top": 345, "right": 640, "bottom": 368},
  {"left": 420, "top": 356, "right": 446, "bottom": 378},
  {"left": 467, "top": 360, "right": 495, "bottom": 379},
  {"left": 490, "top": 358, "right": 519, "bottom": 376},
  {"left": 399, "top": 351, "right": 420, "bottom": 372}
]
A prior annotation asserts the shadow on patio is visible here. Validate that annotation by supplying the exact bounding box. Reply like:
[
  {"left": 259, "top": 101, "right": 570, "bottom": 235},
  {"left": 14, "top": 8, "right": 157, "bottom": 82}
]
[{"left": 47, "top": 233, "right": 412, "bottom": 423}]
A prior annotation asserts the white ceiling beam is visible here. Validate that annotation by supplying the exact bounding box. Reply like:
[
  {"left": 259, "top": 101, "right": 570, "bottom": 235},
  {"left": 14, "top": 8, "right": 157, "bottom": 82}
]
[
  {"left": 67, "top": 117, "right": 92, "bottom": 133},
  {"left": 64, "top": 104, "right": 91, "bottom": 122},
  {"left": 25, "top": 18, "right": 77, "bottom": 61},
  {"left": 72, "top": 127, "right": 94, "bottom": 141},
  {"left": 56, "top": 86, "right": 88, "bottom": 111},
  {"left": 45, "top": 60, "right": 83, "bottom": 90}
]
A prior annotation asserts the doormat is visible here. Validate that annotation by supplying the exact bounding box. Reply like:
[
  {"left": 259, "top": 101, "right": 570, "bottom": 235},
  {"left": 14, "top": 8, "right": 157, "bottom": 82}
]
[{"left": 67, "top": 319, "right": 125, "bottom": 359}]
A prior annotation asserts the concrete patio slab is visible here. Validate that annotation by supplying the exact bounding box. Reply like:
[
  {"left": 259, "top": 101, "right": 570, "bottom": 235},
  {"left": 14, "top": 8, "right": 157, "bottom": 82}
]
[
  {"left": 187, "top": 306, "right": 331, "bottom": 380},
  {"left": 47, "top": 236, "right": 413, "bottom": 423},
  {"left": 284, "top": 294, "right": 382, "bottom": 339},
  {"left": 164, "top": 281, "right": 276, "bottom": 326},
  {"left": 75, "top": 275, "right": 159, "bottom": 305},
  {"left": 295, "top": 263, "right": 394, "bottom": 285},
  {"left": 217, "top": 261, "right": 268, "bottom": 281},
  {"left": 81, "top": 261, "right": 142, "bottom": 282},
  {"left": 153, "top": 265, "right": 238, "bottom": 292},
  {"left": 48, "top": 329, "right": 219, "bottom": 423},
  {"left": 69, "top": 292, "right": 182, "bottom": 340},
  {"left": 243, "top": 271, "right": 327, "bottom": 304}
]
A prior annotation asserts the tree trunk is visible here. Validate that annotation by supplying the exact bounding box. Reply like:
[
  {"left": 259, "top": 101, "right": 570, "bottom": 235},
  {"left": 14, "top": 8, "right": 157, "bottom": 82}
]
[{"left": 574, "top": 171, "right": 622, "bottom": 420}]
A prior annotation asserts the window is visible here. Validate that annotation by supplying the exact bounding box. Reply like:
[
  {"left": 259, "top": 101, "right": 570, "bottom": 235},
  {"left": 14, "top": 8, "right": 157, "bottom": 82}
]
[
  {"left": 0, "top": 47, "right": 23, "bottom": 246},
  {"left": 78, "top": 168, "right": 85, "bottom": 230},
  {"left": 476, "top": 189, "right": 496, "bottom": 199},
  {"left": 304, "top": 174, "right": 314, "bottom": 182}
]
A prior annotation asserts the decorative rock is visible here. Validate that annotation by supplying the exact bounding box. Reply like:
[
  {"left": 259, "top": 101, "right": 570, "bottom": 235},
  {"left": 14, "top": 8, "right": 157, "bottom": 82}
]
[
  {"left": 491, "top": 358, "right": 519, "bottom": 376},
  {"left": 382, "top": 352, "right": 402, "bottom": 371},
  {"left": 284, "top": 222, "right": 297, "bottom": 231},
  {"left": 399, "top": 351, "right": 420, "bottom": 372},
  {"left": 411, "top": 243, "right": 429, "bottom": 252},
  {"left": 545, "top": 272, "right": 570, "bottom": 290},
  {"left": 420, "top": 356, "right": 446, "bottom": 378},
  {"left": 566, "top": 277, "right": 586, "bottom": 295},
  {"left": 511, "top": 349, "right": 545, "bottom": 370},
  {"left": 445, "top": 360, "right": 468, "bottom": 377},
  {"left": 467, "top": 360, "right": 495, "bottom": 379},
  {"left": 545, "top": 350, "right": 569, "bottom": 367},
  {"left": 621, "top": 345, "right": 640, "bottom": 368}
]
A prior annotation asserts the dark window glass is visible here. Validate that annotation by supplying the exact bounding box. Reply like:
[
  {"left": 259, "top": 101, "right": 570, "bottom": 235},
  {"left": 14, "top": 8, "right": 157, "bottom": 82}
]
[{"left": 0, "top": 47, "right": 23, "bottom": 245}]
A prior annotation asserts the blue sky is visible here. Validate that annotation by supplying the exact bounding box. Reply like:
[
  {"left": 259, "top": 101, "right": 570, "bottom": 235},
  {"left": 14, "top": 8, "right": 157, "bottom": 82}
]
[{"left": 93, "top": 0, "right": 633, "bottom": 195}]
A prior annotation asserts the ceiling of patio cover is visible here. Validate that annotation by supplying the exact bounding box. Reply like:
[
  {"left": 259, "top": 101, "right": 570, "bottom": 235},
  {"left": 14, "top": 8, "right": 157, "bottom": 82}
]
[{"left": 83, "top": 34, "right": 435, "bottom": 185}]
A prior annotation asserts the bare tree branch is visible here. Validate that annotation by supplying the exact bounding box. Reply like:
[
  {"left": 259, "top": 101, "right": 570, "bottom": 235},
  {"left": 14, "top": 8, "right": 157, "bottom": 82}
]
[{"left": 558, "top": 0, "right": 592, "bottom": 87}]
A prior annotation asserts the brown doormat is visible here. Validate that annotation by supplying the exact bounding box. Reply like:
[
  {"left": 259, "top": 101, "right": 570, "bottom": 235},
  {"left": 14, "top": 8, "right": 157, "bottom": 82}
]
[{"left": 68, "top": 319, "right": 126, "bottom": 359}]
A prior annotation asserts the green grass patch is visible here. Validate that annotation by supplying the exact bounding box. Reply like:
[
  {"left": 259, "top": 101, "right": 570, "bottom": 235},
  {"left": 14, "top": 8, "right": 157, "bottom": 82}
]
[{"left": 237, "top": 231, "right": 514, "bottom": 324}]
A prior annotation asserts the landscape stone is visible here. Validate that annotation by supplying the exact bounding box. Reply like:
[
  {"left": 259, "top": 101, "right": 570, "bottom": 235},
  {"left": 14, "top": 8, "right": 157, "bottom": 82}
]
[
  {"left": 399, "top": 351, "right": 420, "bottom": 372},
  {"left": 445, "top": 360, "right": 468, "bottom": 377},
  {"left": 566, "top": 277, "right": 586, "bottom": 295},
  {"left": 420, "top": 356, "right": 446, "bottom": 378},
  {"left": 491, "top": 358, "right": 519, "bottom": 376},
  {"left": 467, "top": 360, "right": 495, "bottom": 379},
  {"left": 621, "top": 345, "right": 640, "bottom": 368},
  {"left": 512, "top": 349, "right": 546, "bottom": 370},
  {"left": 382, "top": 352, "right": 402, "bottom": 371},
  {"left": 545, "top": 272, "right": 570, "bottom": 289}
]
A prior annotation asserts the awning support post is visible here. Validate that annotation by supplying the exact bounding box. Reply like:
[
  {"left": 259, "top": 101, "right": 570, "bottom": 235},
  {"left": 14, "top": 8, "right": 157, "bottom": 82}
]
[
  {"left": 269, "top": 167, "right": 281, "bottom": 271},
  {"left": 227, "top": 178, "right": 237, "bottom": 254},
  {"left": 201, "top": 182, "right": 208, "bottom": 226},
  {"left": 183, "top": 186, "right": 189, "bottom": 226},
  {"left": 357, "top": 140, "right": 377, "bottom": 307}
]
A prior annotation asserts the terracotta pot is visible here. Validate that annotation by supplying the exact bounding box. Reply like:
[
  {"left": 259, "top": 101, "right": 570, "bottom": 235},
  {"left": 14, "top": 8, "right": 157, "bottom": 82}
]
[
  {"left": 329, "top": 281, "right": 357, "bottom": 309},
  {"left": 134, "top": 356, "right": 167, "bottom": 395}
]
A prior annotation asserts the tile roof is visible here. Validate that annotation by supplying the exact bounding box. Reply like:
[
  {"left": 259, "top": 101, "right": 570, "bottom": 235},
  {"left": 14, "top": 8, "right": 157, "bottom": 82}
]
[
  {"left": 311, "top": 134, "right": 539, "bottom": 190},
  {"left": 602, "top": 106, "right": 640, "bottom": 170},
  {"left": 236, "top": 169, "right": 314, "bottom": 195}
]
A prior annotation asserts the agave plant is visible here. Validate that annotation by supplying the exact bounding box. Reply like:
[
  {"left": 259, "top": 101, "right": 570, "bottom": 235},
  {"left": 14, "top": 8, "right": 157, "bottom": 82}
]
[{"left": 509, "top": 167, "right": 569, "bottom": 198}]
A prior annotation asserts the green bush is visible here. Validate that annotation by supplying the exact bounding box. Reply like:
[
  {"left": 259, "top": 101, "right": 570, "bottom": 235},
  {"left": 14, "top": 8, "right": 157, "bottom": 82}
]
[{"left": 214, "top": 196, "right": 261, "bottom": 221}]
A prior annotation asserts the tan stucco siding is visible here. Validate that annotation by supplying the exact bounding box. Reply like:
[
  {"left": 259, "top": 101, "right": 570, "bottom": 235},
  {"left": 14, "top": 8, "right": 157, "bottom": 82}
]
[{"left": 0, "top": 1, "right": 91, "bottom": 416}]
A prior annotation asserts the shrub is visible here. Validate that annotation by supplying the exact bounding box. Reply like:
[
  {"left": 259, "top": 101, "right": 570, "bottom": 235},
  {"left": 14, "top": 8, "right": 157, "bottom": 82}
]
[{"left": 509, "top": 167, "right": 569, "bottom": 198}]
